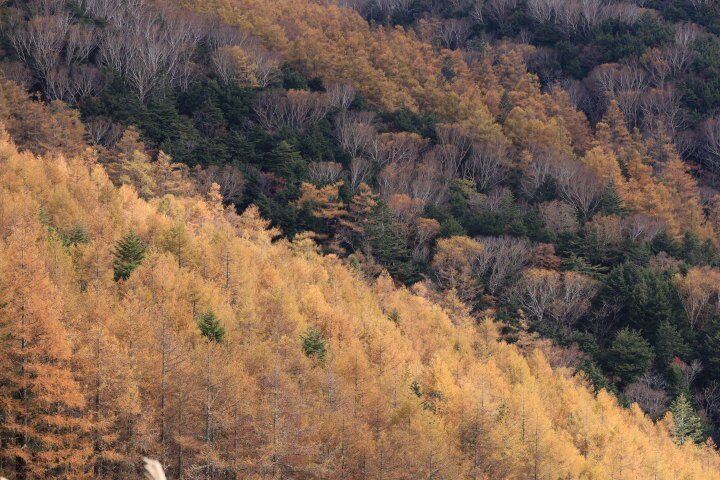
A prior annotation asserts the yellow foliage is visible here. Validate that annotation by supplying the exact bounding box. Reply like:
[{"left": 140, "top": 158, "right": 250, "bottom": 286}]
[
  {"left": 1, "top": 126, "right": 717, "bottom": 478},
  {"left": 187, "top": 0, "right": 718, "bottom": 243}
]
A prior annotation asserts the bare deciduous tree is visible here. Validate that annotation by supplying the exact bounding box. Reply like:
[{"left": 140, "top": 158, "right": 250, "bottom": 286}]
[
  {"left": 589, "top": 63, "right": 621, "bottom": 94},
  {"left": 672, "top": 358, "right": 703, "bottom": 391},
  {"left": 641, "top": 48, "right": 671, "bottom": 88},
  {"left": 308, "top": 161, "right": 344, "bottom": 185},
  {"left": 586, "top": 214, "right": 625, "bottom": 245},
  {"left": 578, "top": 0, "right": 606, "bottom": 31},
  {"left": 528, "top": 47, "right": 563, "bottom": 83},
  {"left": 369, "top": 132, "right": 425, "bottom": 168},
  {"left": 206, "top": 24, "right": 253, "bottom": 50},
  {"left": 610, "top": 2, "right": 644, "bottom": 23},
  {"left": 663, "top": 22, "right": 700, "bottom": 76},
  {"left": 687, "top": 0, "right": 712, "bottom": 10},
  {"left": 701, "top": 117, "right": 720, "bottom": 173},
  {"left": 86, "top": 116, "right": 124, "bottom": 146},
  {"left": 436, "top": 123, "right": 472, "bottom": 160},
  {"left": 10, "top": 14, "right": 71, "bottom": 80},
  {"left": 625, "top": 381, "right": 669, "bottom": 418},
  {"left": 515, "top": 268, "right": 596, "bottom": 331},
  {"left": 641, "top": 87, "right": 685, "bottom": 135},
  {"left": 348, "top": 157, "right": 372, "bottom": 193},
  {"left": 557, "top": 2, "right": 583, "bottom": 34},
  {"left": 211, "top": 46, "right": 238, "bottom": 85},
  {"left": 470, "top": 0, "right": 485, "bottom": 22},
  {"left": 212, "top": 43, "right": 279, "bottom": 87},
  {"left": 65, "top": 24, "right": 96, "bottom": 66},
  {"left": 285, "top": 89, "right": 330, "bottom": 129},
  {"left": 483, "top": 0, "right": 517, "bottom": 22},
  {"left": 553, "top": 158, "right": 604, "bottom": 217},
  {"left": 624, "top": 213, "right": 664, "bottom": 242},
  {"left": 675, "top": 22, "right": 702, "bottom": 48},
  {"left": 0, "top": 62, "right": 34, "bottom": 89},
  {"left": 388, "top": 194, "right": 423, "bottom": 235},
  {"left": 196, "top": 164, "right": 247, "bottom": 204},
  {"left": 550, "top": 272, "right": 597, "bottom": 331},
  {"left": 79, "top": 0, "right": 139, "bottom": 23},
  {"left": 246, "top": 44, "right": 281, "bottom": 88},
  {"left": 368, "top": 0, "right": 415, "bottom": 17},
  {"left": 526, "top": 0, "right": 557, "bottom": 23},
  {"left": 539, "top": 200, "right": 580, "bottom": 233},
  {"left": 698, "top": 382, "right": 720, "bottom": 420},
  {"left": 663, "top": 45, "right": 694, "bottom": 77},
  {"left": 46, "top": 65, "right": 107, "bottom": 102},
  {"left": 412, "top": 218, "right": 441, "bottom": 262},
  {"left": 335, "top": 111, "right": 377, "bottom": 158},
  {"left": 335, "top": 0, "right": 371, "bottom": 9},
  {"left": 326, "top": 82, "right": 356, "bottom": 110},
  {"left": 515, "top": 268, "right": 559, "bottom": 325},
  {"left": 44, "top": 67, "right": 71, "bottom": 101},
  {"left": 410, "top": 157, "right": 450, "bottom": 206},
  {"left": 71, "top": 64, "right": 106, "bottom": 98},
  {"left": 476, "top": 235, "right": 530, "bottom": 295},
  {"left": 519, "top": 150, "right": 557, "bottom": 197},
  {"left": 96, "top": 6, "right": 201, "bottom": 101},
  {"left": 480, "top": 187, "right": 512, "bottom": 212},
  {"left": 438, "top": 18, "right": 473, "bottom": 50},
  {"left": 28, "top": 0, "right": 66, "bottom": 15},
  {"left": 254, "top": 89, "right": 330, "bottom": 131},
  {"left": 462, "top": 140, "right": 508, "bottom": 190},
  {"left": 674, "top": 129, "right": 699, "bottom": 159}
]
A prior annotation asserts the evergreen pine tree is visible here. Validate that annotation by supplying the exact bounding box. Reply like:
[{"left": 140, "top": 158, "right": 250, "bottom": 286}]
[
  {"left": 597, "top": 183, "right": 626, "bottom": 216},
  {"left": 603, "top": 328, "right": 655, "bottom": 386},
  {"left": 301, "top": 327, "right": 327, "bottom": 361},
  {"left": 702, "top": 327, "right": 720, "bottom": 382},
  {"left": 364, "top": 203, "right": 419, "bottom": 283},
  {"left": 198, "top": 311, "right": 226, "bottom": 343},
  {"left": 670, "top": 393, "right": 706, "bottom": 445},
  {"left": 266, "top": 141, "right": 308, "bottom": 183},
  {"left": 597, "top": 263, "right": 683, "bottom": 335},
  {"left": 62, "top": 225, "right": 90, "bottom": 247},
  {"left": 112, "top": 232, "right": 146, "bottom": 282},
  {"left": 499, "top": 91, "right": 513, "bottom": 122},
  {"left": 655, "top": 320, "right": 689, "bottom": 366}
]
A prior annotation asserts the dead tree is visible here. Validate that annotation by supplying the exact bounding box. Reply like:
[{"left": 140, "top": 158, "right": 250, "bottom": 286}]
[
  {"left": 335, "top": 111, "right": 377, "bottom": 158},
  {"left": 10, "top": 14, "right": 71, "bottom": 80},
  {"left": 462, "top": 140, "right": 508, "bottom": 190},
  {"left": 308, "top": 162, "right": 344, "bottom": 185}
]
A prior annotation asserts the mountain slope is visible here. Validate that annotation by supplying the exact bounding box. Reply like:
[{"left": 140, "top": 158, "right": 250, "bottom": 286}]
[{"left": 0, "top": 93, "right": 719, "bottom": 478}]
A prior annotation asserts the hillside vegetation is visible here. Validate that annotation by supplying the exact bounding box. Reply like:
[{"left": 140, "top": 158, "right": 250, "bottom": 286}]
[
  {"left": 0, "top": 87, "right": 718, "bottom": 479},
  {"left": 3, "top": 0, "right": 720, "bottom": 477}
]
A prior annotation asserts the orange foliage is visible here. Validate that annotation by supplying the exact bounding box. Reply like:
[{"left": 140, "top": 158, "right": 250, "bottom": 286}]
[
  {"left": 0, "top": 109, "right": 718, "bottom": 477},
  {"left": 189, "top": 0, "right": 717, "bottom": 241}
]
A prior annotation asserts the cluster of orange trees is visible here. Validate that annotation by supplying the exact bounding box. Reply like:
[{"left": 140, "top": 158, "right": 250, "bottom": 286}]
[
  {"left": 187, "top": 0, "right": 717, "bottom": 238},
  {"left": 0, "top": 60, "right": 717, "bottom": 479},
  {"left": 3, "top": 0, "right": 720, "bottom": 478}
]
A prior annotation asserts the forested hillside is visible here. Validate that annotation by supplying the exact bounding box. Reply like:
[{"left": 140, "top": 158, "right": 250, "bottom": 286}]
[
  {"left": 3, "top": 0, "right": 720, "bottom": 477},
  {"left": 344, "top": 0, "right": 720, "bottom": 171},
  {"left": 0, "top": 79, "right": 718, "bottom": 479}
]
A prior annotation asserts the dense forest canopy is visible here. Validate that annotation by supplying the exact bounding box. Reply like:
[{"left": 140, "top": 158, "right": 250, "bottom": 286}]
[{"left": 2, "top": 0, "right": 720, "bottom": 478}]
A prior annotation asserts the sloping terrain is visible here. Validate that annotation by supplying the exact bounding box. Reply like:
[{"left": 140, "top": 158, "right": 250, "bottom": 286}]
[{"left": 0, "top": 86, "right": 718, "bottom": 479}]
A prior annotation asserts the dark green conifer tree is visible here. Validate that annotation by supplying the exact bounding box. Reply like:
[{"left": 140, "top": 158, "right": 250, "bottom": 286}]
[
  {"left": 603, "top": 327, "right": 654, "bottom": 386},
  {"left": 654, "top": 320, "right": 689, "bottom": 366},
  {"left": 198, "top": 311, "right": 226, "bottom": 343},
  {"left": 112, "top": 232, "right": 146, "bottom": 282},
  {"left": 301, "top": 327, "right": 327, "bottom": 361}
]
